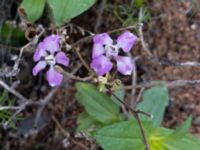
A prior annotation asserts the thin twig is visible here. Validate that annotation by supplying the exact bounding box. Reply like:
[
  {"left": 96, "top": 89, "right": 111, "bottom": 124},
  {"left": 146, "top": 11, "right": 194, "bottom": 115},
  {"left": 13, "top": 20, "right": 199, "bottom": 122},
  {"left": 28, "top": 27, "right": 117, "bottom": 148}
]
[
  {"left": 149, "top": 57, "right": 200, "bottom": 67},
  {"left": 6, "top": 42, "right": 32, "bottom": 77},
  {"left": 34, "top": 88, "right": 58, "bottom": 128},
  {"left": 94, "top": 0, "right": 106, "bottom": 33},
  {"left": 3, "top": 101, "right": 37, "bottom": 128},
  {"left": 52, "top": 115, "right": 89, "bottom": 150},
  {"left": 75, "top": 48, "right": 93, "bottom": 73},
  {"left": 0, "top": 79, "right": 29, "bottom": 103},
  {"left": 6, "top": 26, "right": 45, "bottom": 77},
  {"left": 138, "top": 9, "right": 152, "bottom": 57},
  {"left": 108, "top": 88, "right": 150, "bottom": 150},
  {"left": 130, "top": 56, "right": 137, "bottom": 109},
  {"left": 0, "top": 44, "right": 20, "bottom": 51},
  {"left": 133, "top": 113, "right": 149, "bottom": 150},
  {"left": 55, "top": 65, "right": 94, "bottom": 82},
  {"left": 0, "top": 106, "right": 20, "bottom": 111},
  {"left": 138, "top": 23, "right": 152, "bottom": 56},
  {"left": 135, "top": 87, "right": 145, "bottom": 105},
  {"left": 108, "top": 24, "right": 139, "bottom": 34},
  {"left": 108, "top": 88, "right": 151, "bottom": 117}
]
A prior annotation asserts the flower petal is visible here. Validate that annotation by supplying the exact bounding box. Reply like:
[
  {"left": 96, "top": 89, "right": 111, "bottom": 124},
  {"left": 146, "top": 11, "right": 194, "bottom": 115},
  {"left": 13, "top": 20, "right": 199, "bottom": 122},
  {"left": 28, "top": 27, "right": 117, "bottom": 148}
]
[
  {"left": 117, "top": 31, "right": 137, "bottom": 52},
  {"left": 46, "top": 67, "right": 63, "bottom": 87},
  {"left": 56, "top": 52, "right": 69, "bottom": 66},
  {"left": 32, "top": 61, "right": 47, "bottom": 76},
  {"left": 116, "top": 56, "right": 133, "bottom": 75},
  {"left": 90, "top": 55, "right": 113, "bottom": 76},
  {"left": 43, "top": 35, "right": 60, "bottom": 54},
  {"left": 33, "top": 43, "right": 47, "bottom": 62},
  {"left": 92, "top": 43, "right": 106, "bottom": 58},
  {"left": 93, "top": 33, "right": 113, "bottom": 45}
]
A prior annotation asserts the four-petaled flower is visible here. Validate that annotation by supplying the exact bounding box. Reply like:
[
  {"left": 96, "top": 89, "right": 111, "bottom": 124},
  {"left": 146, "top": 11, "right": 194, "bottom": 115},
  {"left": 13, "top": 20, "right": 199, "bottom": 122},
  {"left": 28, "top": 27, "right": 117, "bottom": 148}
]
[
  {"left": 90, "top": 31, "right": 137, "bottom": 76},
  {"left": 32, "top": 35, "right": 69, "bottom": 87}
]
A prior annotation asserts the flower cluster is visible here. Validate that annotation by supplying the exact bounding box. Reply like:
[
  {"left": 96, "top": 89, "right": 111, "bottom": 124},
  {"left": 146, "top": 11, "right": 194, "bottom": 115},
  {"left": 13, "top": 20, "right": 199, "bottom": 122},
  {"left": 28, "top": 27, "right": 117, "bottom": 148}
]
[
  {"left": 90, "top": 31, "right": 137, "bottom": 76},
  {"left": 32, "top": 35, "right": 69, "bottom": 87},
  {"left": 32, "top": 31, "right": 137, "bottom": 86}
]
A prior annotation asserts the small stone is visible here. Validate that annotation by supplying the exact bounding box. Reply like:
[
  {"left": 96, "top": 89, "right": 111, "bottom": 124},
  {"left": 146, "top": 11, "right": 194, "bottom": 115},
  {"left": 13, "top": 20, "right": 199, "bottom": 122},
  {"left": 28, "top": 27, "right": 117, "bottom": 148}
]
[
  {"left": 193, "top": 116, "right": 200, "bottom": 125},
  {"left": 62, "top": 138, "right": 70, "bottom": 148},
  {"left": 190, "top": 24, "right": 197, "bottom": 30}
]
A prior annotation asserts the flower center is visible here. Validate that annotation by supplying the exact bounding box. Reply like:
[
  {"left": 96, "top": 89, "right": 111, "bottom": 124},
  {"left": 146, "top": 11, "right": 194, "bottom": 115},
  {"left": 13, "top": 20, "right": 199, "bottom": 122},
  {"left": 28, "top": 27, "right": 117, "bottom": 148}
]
[
  {"left": 105, "top": 44, "right": 119, "bottom": 58},
  {"left": 45, "top": 54, "right": 56, "bottom": 66}
]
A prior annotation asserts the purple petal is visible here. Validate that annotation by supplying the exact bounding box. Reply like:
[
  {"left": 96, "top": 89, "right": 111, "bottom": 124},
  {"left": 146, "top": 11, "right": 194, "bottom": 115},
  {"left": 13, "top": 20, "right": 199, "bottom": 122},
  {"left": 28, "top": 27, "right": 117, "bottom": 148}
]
[
  {"left": 93, "top": 33, "right": 113, "bottom": 45},
  {"left": 56, "top": 52, "right": 69, "bottom": 66},
  {"left": 33, "top": 43, "right": 47, "bottom": 62},
  {"left": 117, "top": 31, "right": 137, "bottom": 52},
  {"left": 46, "top": 67, "right": 63, "bottom": 87},
  {"left": 90, "top": 55, "right": 113, "bottom": 76},
  {"left": 32, "top": 61, "right": 47, "bottom": 76},
  {"left": 116, "top": 56, "right": 133, "bottom": 75},
  {"left": 43, "top": 35, "right": 60, "bottom": 54},
  {"left": 92, "top": 43, "right": 106, "bottom": 58}
]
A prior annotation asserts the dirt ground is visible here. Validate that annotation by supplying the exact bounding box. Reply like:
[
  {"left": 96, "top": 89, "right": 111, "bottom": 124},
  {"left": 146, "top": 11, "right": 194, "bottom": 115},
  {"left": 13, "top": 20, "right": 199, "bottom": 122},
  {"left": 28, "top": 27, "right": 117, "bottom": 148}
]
[
  {"left": 1, "top": 0, "right": 200, "bottom": 149},
  {"left": 144, "top": 0, "right": 200, "bottom": 135}
]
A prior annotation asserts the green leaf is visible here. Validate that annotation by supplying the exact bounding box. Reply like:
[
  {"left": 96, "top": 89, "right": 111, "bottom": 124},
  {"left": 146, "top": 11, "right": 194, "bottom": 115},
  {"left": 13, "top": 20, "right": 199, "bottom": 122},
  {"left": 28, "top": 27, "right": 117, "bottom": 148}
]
[
  {"left": 76, "top": 111, "right": 97, "bottom": 132},
  {"left": 137, "top": 85, "right": 169, "bottom": 126},
  {"left": 134, "top": 0, "right": 145, "bottom": 8},
  {"left": 0, "top": 91, "right": 8, "bottom": 103},
  {"left": 93, "top": 120, "right": 154, "bottom": 150},
  {"left": 75, "top": 82, "right": 121, "bottom": 124},
  {"left": 20, "top": 0, "right": 46, "bottom": 22},
  {"left": 92, "top": 119, "right": 200, "bottom": 150},
  {"left": 1, "top": 23, "right": 25, "bottom": 46},
  {"left": 150, "top": 126, "right": 200, "bottom": 150},
  {"left": 111, "top": 88, "right": 125, "bottom": 105},
  {"left": 164, "top": 135, "right": 200, "bottom": 150},
  {"left": 47, "top": 0, "right": 96, "bottom": 26},
  {"left": 164, "top": 116, "right": 192, "bottom": 141}
]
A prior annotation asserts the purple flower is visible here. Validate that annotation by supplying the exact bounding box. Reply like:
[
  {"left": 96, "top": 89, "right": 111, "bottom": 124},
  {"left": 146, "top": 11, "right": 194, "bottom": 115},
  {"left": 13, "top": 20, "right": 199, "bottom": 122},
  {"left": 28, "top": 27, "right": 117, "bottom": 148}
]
[
  {"left": 32, "top": 35, "right": 69, "bottom": 87},
  {"left": 90, "top": 31, "right": 137, "bottom": 76}
]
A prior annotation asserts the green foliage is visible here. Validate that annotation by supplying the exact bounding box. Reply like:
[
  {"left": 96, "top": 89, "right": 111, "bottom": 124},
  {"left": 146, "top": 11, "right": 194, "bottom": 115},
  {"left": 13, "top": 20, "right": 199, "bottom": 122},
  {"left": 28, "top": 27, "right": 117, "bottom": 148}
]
[
  {"left": 164, "top": 116, "right": 192, "bottom": 141},
  {"left": 93, "top": 119, "right": 200, "bottom": 150},
  {"left": 76, "top": 111, "right": 97, "bottom": 132},
  {"left": 1, "top": 22, "right": 25, "bottom": 45},
  {"left": 75, "top": 82, "right": 200, "bottom": 150},
  {"left": 75, "top": 82, "right": 123, "bottom": 125},
  {"left": 106, "top": 0, "right": 151, "bottom": 27},
  {"left": 134, "top": 0, "right": 146, "bottom": 8},
  {"left": 47, "top": 0, "right": 96, "bottom": 26},
  {"left": 20, "top": 0, "right": 46, "bottom": 22},
  {"left": 19, "top": 0, "right": 96, "bottom": 26},
  {"left": 149, "top": 124, "right": 200, "bottom": 150},
  {"left": 0, "top": 91, "right": 23, "bottom": 129},
  {"left": 137, "top": 85, "right": 169, "bottom": 126},
  {"left": 110, "top": 87, "right": 125, "bottom": 105},
  {"left": 92, "top": 120, "right": 153, "bottom": 150},
  {"left": 182, "top": 0, "right": 200, "bottom": 18}
]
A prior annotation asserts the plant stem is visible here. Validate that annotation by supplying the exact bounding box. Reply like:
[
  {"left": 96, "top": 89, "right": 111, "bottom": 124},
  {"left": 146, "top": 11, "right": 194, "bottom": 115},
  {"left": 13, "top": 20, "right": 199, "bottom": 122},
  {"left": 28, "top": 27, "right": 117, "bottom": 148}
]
[
  {"left": 107, "top": 88, "right": 150, "bottom": 150},
  {"left": 75, "top": 48, "right": 92, "bottom": 73}
]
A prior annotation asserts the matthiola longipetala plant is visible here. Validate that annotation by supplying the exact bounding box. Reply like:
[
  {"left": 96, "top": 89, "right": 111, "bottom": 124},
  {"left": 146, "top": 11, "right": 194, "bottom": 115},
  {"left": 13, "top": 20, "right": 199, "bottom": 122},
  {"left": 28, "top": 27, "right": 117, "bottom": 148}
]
[
  {"left": 32, "top": 35, "right": 69, "bottom": 87},
  {"left": 90, "top": 31, "right": 137, "bottom": 76}
]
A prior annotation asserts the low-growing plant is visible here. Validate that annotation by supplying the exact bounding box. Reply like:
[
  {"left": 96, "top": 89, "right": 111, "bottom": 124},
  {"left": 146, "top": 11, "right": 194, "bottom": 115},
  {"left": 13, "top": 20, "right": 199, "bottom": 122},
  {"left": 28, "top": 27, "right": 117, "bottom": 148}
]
[
  {"left": 19, "top": 0, "right": 96, "bottom": 26},
  {"left": 75, "top": 82, "right": 200, "bottom": 150},
  {"left": 106, "top": 0, "right": 151, "bottom": 26},
  {"left": 0, "top": 91, "right": 23, "bottom": 129},
  {"left": 0, "top": 0, "right": 199, "bottom": 149}
]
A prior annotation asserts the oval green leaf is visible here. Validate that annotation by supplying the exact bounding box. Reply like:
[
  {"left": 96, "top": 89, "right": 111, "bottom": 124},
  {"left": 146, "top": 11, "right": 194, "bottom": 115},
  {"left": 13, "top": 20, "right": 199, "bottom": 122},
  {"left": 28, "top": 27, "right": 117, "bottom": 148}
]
[
  {"left": 48, "top": 0, "right": 96, "bottom": 26},
  {"left": 20, "top": 0, "right": 46, "bottom": 22}
]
